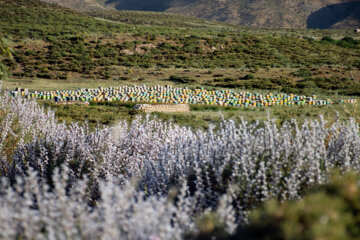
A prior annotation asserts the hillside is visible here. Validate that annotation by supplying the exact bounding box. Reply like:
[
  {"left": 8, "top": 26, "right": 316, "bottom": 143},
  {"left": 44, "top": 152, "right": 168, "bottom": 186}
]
[
  {"left": 87, "top": 10, "right": 239, "bottom": 29},
  {"left": 42, "top": 0, "right": 112, "bottom": 11},
  {"left": 40, "top": 0, "right": 360, "bottom": 29},
  {"left": 166, "top": 0, "right": 360, "bottom": 29},
  {"left": 1, "top": 0, "right": 360, "bottom": 97}
]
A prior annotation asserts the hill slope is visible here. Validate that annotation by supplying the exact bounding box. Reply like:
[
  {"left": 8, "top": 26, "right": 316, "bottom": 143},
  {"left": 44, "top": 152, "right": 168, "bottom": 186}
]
[
  {"left": 41, "top": 0, "right": 360, "bottom": 29},
  {"left": 1, "top": 0, "right": 360, "bottom": 96},
  {"left": 166, "top": 0, "right": 360, "bottom": 29},
  {"left": 42, "top": 0, "right": 112, "bottom": 11},
  {"left": 87, "top": 10, "right": 238, "bottom": 29}
]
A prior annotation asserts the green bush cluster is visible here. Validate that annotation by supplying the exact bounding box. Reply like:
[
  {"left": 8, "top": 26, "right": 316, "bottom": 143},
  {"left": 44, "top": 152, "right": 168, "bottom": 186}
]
[
  {"left": 291, "top": 68, "right": 312, "bottom": 77},
  {"left": 0, "top": 37, "right": 13, "bottom": 80},
  {"left": 238, "top": 171, "right": 360, "bottom": 240},
  {"left": 169, "top": 75, "right": 194, "bottom": 84},
  {"left": 191, "top": 171, "right": 360, "bottom": 240},
  {"left": 209, "top": 75, "right": 360, "bottom": 96},
  {"left": 320, "top": 36, "right": 359, "bottom": 49},
  {"left": 295, "top": 77, "right": 360, "bottom": 95}
]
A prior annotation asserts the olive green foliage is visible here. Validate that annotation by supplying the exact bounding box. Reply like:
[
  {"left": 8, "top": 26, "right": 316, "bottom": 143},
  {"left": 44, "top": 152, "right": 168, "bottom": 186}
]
[
  {"left": 320, "top": 36, "right": 360, "bottom": 49},
  {"left": 0, "top": 38, "right": 13, "bottom": 80},
  {"left": 209, "top": 74, "right": 360, "bottom": 96},
  {"left": 40, "top": 101, "right": 138, "bottom": 126},
  {"left": 40, "top": 99, "right": 356, "bottom": 130},
  {"left": 1, "top": 0, "right": 359, "bottom": 87},
  {"left": 189, "top": 213, "right": 230, "bottom": 240},
  {"left": 236, "top": 171, "right": 360, "bottom": 240},
  {"left": 190, "top": 172, "right": 360, "bottom": 240},
  {"left": 0, "top": 0, "right": 125, "bottom": 38},
  {"left": 88, "top": 10, "right": 231, "bottom": 29},
  {"left": 291, "top": 68, "right": 312, "bottom": 77},
  {"left": 169, "top": 75, "right": 194, "bottom": 84},
  {"left": 295, "top": 77, "right": 360, "bottom": 95}
]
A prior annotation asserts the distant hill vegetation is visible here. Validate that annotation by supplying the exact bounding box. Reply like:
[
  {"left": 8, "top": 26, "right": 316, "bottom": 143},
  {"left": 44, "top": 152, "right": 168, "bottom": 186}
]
[
  {"left": 42, "top": 0, "right": 111, "bottom": 11},
  {"left": 42, "top": 0, "right": 360, "bottom": 29},
  {"left": 1, "top": 0, "right": 360, "bottom": 97},
  {"left": 164, "top": 0, "right": 360, "bottom": 29}
]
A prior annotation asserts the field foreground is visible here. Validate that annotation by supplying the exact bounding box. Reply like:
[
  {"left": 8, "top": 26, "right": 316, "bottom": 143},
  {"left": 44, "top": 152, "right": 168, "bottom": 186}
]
[{"left": 1, "top": 87, "right": 360, "bottom": 239}]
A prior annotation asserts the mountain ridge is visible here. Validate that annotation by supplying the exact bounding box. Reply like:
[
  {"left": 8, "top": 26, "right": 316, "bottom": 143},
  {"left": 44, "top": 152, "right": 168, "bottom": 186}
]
[
  {"left": 40, "top": 0, "right": 360, "bottom": 29},
  {"left": 165, "top": 0, "right": 360, "bottom": 29}
]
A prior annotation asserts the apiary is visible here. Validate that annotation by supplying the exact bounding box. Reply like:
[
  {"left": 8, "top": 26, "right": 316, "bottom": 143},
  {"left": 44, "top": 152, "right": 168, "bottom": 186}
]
[{"left": 8, "top": 85, "right": 356, "bottom": 108}]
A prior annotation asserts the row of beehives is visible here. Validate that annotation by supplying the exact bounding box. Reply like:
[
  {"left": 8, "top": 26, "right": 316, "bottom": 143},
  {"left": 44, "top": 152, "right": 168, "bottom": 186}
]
[{"left": 10, "top": 86, "right": 357, "bottom": 107}]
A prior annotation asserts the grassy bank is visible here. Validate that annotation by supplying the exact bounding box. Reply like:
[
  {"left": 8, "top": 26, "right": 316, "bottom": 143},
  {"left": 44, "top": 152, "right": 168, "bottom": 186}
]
[{"left": 38, "top": 99, "right": 360, "bottom": 130}]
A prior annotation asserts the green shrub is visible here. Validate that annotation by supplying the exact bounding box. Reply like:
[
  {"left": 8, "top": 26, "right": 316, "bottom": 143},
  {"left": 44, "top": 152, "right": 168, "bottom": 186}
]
[
  {"left": 190, "top": 172, "right": 360, "bottom": 240},
  {"left": 341, "top": 37, "right": 358, "bottom": 45},
  {"left": 169, "top": 75, "right": 194, "bottom": 84},
  {"left": 243, "top": 74, "right": 255, "bottom": 80},
  {"left": 321, "top": 36, "right": 336, "bottom": 44},
  {"left": 235, "top": 171, "right": 360, "bottom": 240},
  {"left": 296, "top": 80, "right": 317, "bottom": 89},
  {"left": 0, "top": 38, "right": 13, "bottom": 80},
  {"left": 291, "top": 68, "right": 312, "bottom": 77},
  {"left": 337, "top": 37, "right": 359, "bottom": 49}
]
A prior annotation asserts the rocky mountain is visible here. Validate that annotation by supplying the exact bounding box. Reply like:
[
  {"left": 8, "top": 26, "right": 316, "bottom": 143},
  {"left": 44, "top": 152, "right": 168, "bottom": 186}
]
[
  {"left": 42, "top": 0, "right": 112, "bottom": 10},
  {"left": 166, "top": 0, "right": 360, "bottom": 29},
  {"left": 41, "top": 0, "right": 360, "bottom": 29}
]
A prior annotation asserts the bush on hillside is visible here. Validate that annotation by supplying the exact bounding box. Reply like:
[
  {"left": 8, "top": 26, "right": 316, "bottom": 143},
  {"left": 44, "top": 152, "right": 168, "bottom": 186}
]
[
  {"left": 291, "top": 68, "right": 312, "bottom": 78},
  {"left": 170, "top": 75, "right": 194, "bottom": 84},
  {"left": 0, "top": 38, "right": 13, "bottom": 80}
]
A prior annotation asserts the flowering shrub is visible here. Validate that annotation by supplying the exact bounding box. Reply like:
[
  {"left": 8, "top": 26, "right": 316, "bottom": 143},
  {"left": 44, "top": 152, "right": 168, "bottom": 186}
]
[{"left": 1, "top": 87, "right": 360, "bottom": 239}]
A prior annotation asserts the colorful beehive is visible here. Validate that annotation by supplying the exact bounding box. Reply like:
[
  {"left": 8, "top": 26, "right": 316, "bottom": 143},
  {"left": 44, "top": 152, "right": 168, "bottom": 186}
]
[{"left": 9, "top": 85, "right": 355, "bottom": 109}]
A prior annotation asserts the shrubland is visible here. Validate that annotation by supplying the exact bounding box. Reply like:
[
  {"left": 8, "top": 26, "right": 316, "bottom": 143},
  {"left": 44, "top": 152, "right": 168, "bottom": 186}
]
[
  {"left": 1, "top": 0, "right": 360, "bottom": 96},
  {"left": 37, "top": 100, "right": 355, "bottom": 130},
  {"left": 1, "top": 87, "right": 360, "bottom": 239}
]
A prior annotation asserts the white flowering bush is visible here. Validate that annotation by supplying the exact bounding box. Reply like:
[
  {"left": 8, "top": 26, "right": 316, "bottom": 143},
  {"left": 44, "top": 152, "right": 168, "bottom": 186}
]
[{"left": 1, "top": 86, "right": 360, "bottom": 239}]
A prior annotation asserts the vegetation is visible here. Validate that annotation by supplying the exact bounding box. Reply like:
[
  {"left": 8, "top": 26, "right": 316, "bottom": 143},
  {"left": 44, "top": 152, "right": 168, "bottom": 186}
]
[
  {"left": 40, "top": 0, "right": 109, "bottom": 11},
  {"left": 45, "top": 0, "right": 360, "bottom": 29},
  {"left": 1, "top": 92, "right": 360, "bottom": 239},
  {"left": 1, "top": 1, "right": 360, "bottom": 239},
  {"left": 194, "top": 171, "right": 360, "bottom": 240},
  {"left": 88, "top": 10, "right": 234, "bottom": 29},
  {"left": 320, "top": 36, "right": 360, "bottom": 49},
  {"left": 242, "top": 171, "right": 360, "bottom": 240},
  {"left": 38, "top": 100, "right": 357, "bottom": 130},
  {"left": 1, "top": 0, "right": 359, "bottom": 96},
  {"left": 0, "top": 38, "right": 13, "bottom": 80},
  {"left": 1, "top": 0, "right": 359, "bottom": 130}
]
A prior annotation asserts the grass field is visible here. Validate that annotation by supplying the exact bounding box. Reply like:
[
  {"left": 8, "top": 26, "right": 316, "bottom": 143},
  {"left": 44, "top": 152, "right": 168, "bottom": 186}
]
[{"left": 36, "top": 98, "right": 360, "bottom": 130}]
